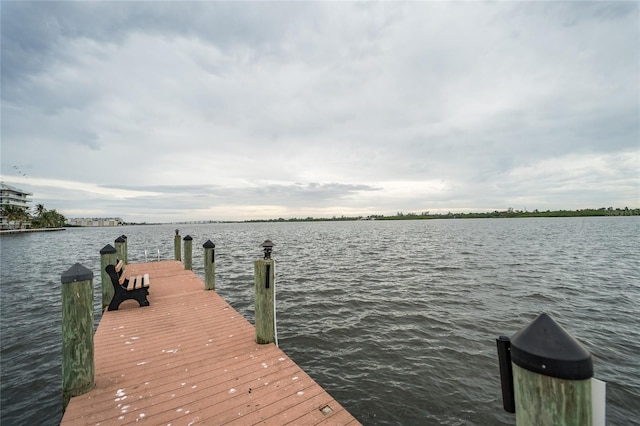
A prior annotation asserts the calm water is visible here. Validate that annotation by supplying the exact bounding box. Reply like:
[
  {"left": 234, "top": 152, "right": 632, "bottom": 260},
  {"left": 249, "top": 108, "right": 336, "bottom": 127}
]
[{"left": 1, "top": 217, "right": 639, "bottom": 425}]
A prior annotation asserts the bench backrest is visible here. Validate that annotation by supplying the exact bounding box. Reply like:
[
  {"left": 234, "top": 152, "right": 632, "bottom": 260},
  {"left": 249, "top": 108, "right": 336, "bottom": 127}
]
[{"left": 105, "top": 264, "right": 127, "bottom": 294}]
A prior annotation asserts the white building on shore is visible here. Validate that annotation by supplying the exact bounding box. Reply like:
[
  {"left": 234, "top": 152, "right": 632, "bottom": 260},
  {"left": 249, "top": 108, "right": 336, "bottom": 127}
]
[
  {"left": 0, "top": 182, "right": 32, "bottom": 230},
  {"left": 68, "top": 218, "right": 124, "bottom": 227}
]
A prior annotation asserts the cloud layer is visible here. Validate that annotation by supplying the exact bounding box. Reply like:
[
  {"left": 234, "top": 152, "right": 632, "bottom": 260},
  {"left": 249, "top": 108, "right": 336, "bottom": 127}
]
[{"left": 2, "top": 2, "right": 638, "bottom": 221}]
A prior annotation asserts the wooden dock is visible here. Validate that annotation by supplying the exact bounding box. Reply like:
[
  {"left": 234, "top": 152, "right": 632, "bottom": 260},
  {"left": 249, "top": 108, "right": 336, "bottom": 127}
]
[{"left": 61, "top": 260, "right": 360, "bottom": 425}]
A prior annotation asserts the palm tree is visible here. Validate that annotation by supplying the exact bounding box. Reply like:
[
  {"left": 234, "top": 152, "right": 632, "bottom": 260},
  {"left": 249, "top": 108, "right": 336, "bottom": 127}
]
[
  {"left": 1, "top": 205, "right": 31, "bottom": 229},
  {"left": 44, "top": 209, "right": 66, "bottom": 228},
  {"left": 23, "top": 203, "right": 67, "bottom": 229},
  {"left": 31, "top": 203, "right": 46, "bottom": 228},
  {"left": 34, "top": 203, "right": 46, "bottom": 217}
]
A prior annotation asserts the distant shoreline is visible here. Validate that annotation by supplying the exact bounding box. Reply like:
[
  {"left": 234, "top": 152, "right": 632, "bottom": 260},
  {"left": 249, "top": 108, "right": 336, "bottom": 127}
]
[
  {"left": 0, "top": 228, "right": 66, "bottom": 235},
  {"left": 5, "top": 208, "right": 636, "bottom": 229},
  {"left": 244, "top": 207, "right": 640, "bottom": 223}
]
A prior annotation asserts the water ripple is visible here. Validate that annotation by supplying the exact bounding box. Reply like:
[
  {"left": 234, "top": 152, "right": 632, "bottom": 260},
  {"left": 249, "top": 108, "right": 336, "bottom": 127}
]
[{"left": 1, "top": 217, "right": 639, "bottom": 425}]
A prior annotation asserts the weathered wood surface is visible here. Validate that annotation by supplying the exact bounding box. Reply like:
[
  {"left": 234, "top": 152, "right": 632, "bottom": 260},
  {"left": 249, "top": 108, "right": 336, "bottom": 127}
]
[
  {"left": 183, "top": 235, "right": 193, "bottom": 270},
  {"left": 114, "top": 236, "right": 126, "bottom": 265},
  {"left": 61, "top": 260, "right": 359, "bottom": 425},
  {"left": 513, "top": 363, "right": 592, "bottom": 426},
  {"left": 203, "top": 240, "right": 216, "bottom": 291},
  {"left": 62, "top": 270, "right": 95, "bottom": 410},
  {"left": 174, "top": 234, "right": 181, "bottom": 261},
  {"left": 100, "top": 245, "right": 117, "bottom": 311},
  {"left": 254, "top": 259, "right": 276, "bottom": 345}
]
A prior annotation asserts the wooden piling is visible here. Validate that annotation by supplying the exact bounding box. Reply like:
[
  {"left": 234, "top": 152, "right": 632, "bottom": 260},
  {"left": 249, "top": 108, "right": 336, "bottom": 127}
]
[
  {"left": 183, "top": 235, "right": 193, "bottom": 270},
  {"left": 121, "top": 235, "right": 128, "bottom": 265},
  {"left": 203, "top": 239, "right": 216, "bottom": 290},
  {"left": 174, "top": 230, "right": 181, "bottom": 261},
  {"left": 61, "top": 263, "right": 95, "bottom": 411},
  {"left": 114, "top": 236, "right": 126, "bottom": 265},
  {"left": 513, "top": 364, "right": 592, "bottom": 425},
  {"left": 510, "top": 313, "right": 593, "bottom": 425},
  {"left": 254, "top": 258, "right": 276, "bottom": 344},
  {"left": 99, "top": 244, "right": 117, "bottom": 312}
]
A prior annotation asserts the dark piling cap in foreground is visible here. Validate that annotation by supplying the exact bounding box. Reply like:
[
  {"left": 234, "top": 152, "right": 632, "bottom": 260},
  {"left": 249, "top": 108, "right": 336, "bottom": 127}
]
[
  {"left": 115, "top": 236, "right": 126, "bottom": 243},
  {"left": 61, "top": 263, "right": 94, "bottom": 284},
  {"left": 203, "top": 240, "right": 216, "bottom": 248},
  {"left": 510, "top": 312, "right": 593, "bottom": 380},
  {"left": 184, "top": 235, "right": 193, "bottom": 241},
  {"left": 100, "top": 244, "right": 116, "bottom": 254}
]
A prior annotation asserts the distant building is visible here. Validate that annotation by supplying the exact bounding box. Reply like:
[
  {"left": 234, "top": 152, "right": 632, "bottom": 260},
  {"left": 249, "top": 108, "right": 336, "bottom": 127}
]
[
  {"left": 68, "top": 218, "right": 123, "bottom": 227},
  {"left": 0, "top": 182, "right": 32, "bottom": 230}
]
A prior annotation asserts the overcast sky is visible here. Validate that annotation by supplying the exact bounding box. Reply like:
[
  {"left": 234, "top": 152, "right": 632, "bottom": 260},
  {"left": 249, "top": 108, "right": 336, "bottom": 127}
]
[{"left": 1, "top": 1, "right": 638, "bottom": 222}]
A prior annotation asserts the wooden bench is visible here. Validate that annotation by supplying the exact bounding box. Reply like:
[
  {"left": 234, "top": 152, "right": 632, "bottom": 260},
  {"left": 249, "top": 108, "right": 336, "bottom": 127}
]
[
  {"left": 105, "top": 260, "right": 150, "bottom": 311},
  {"left": 115, "top": 260, "right": 150, "bottom": 291}
]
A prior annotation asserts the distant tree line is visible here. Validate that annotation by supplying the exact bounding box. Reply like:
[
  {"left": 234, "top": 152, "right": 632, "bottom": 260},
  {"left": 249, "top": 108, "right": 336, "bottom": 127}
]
[
  {"left": 1, "top": 203, "right": 66, "bottom": 229},
  {"left": 244, "top": 207, "right": 640, "bottom": 223},
  {"left": 245, "top": 215, "right": 357, "bottom": 223},
  {"left": 377, "top": 207, "right": 640, "bottom": 220}
]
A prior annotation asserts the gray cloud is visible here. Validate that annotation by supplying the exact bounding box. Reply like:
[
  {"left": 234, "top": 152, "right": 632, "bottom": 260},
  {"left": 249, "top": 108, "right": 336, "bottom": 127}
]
[{"left": 2, "top": 2, "right": 638, "bottom": 221}]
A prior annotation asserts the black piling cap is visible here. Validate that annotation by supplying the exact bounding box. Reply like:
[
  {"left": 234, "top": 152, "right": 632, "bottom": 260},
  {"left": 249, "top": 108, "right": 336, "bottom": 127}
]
[
  {"left": 115, "top": 236, "right": 126, "bottom": 243},
  {"left": 100, "top": 244, "right": 116, "bottom": 254},
  {"left": 261, "top": 240, "right": 274, "bottom": 260},
  {"left": 203, "top": 240, "right": 216, "bottom": 248},
  {"left": 61, "top": 263, "right": 94, "bottom": 284},
  {"left": 510, "top": 313, "right": 593, "bottom": 380},
  {"left": 184, "top": 235, "right": 193, "bottom": 241}
]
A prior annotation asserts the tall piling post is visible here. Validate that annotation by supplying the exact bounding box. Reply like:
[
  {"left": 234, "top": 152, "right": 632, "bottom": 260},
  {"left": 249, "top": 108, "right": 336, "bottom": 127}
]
[
  {"left": 510, "top": 312, "right": 593, "bottom": 425},
  {"left": 203, "top": 240, "right": 216, "bottom": 290},
  {"left": 61, "top": 263, "right": 95, "bottom": 411},
  {"left": 121, "top": 234, "right": 128, "bottom": 264},
  {"left": 183, "top": 235, "right": 193, "bottom": 270},
  {"left": 254, "top": 240, "right": 276, "bottom": 345},
  {"left": 114, "top": 236, "right": 126, "bottom": 264},
  {"left": 174, "top": 229, "right": 181, "bottom": 261},
  {"left": 99, "top": 244, "right": 117, "bottom": 311}
]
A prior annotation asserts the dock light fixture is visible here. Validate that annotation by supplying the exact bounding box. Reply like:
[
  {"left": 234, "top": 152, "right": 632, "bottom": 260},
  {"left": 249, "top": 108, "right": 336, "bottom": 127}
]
[{"left": 261, "top": 240, "right": 274, "bottom": 260}]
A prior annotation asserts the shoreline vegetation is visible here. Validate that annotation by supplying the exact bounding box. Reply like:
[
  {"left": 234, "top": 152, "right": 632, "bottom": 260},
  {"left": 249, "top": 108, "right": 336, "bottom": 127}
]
[
  {"left": 244, "top": 207, "right": 640, "bottom": 223},
  {"left": 123, "top": 207, "right": 639, "bottom": 226},
  {"left": 1, "top": 203, "right": 66, "bottom": 231},
  {"left": 4, "top": 206, "right": 638, "bottom": 229}
]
